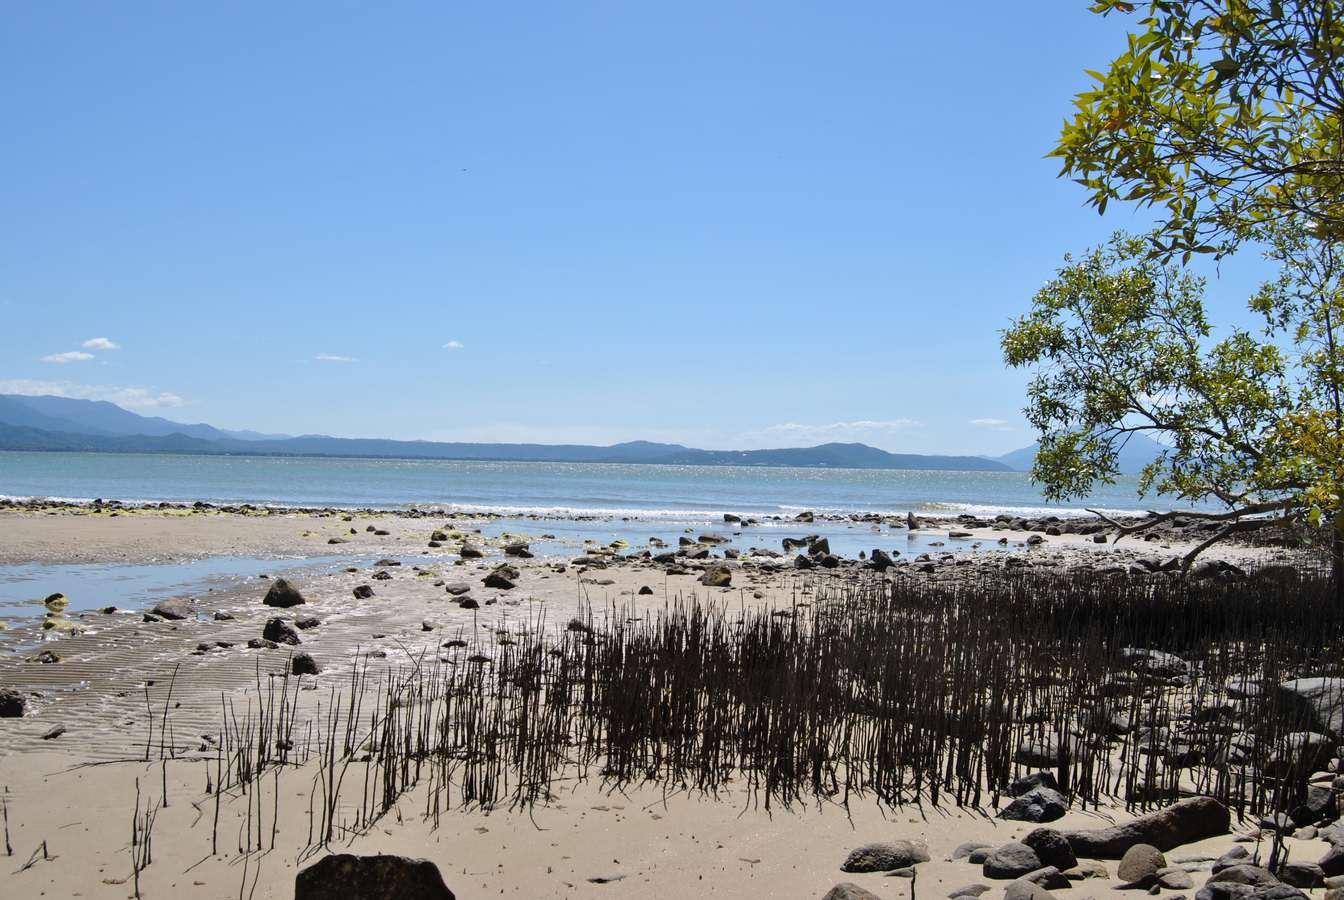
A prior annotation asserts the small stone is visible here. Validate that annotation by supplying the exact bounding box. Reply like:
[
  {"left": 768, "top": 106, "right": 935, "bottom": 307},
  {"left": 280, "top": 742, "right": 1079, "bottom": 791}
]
[{"left": 353, "top": 585, "right": 374, "bottom": 599}]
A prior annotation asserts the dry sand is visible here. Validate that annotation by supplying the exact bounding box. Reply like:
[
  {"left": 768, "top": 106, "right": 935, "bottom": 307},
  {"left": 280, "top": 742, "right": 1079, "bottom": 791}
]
[{"left": 0, "top": 508, "right": 1316, "bottom": 898}]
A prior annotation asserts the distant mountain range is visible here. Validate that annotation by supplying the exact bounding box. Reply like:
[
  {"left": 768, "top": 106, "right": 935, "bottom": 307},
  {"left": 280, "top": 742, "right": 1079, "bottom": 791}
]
[
  {"left": 0, "top": 393, "right": 1168, "bottom": 474},
  {"left": 0, "top": 394, "right": 1009, "bottom": 471}
]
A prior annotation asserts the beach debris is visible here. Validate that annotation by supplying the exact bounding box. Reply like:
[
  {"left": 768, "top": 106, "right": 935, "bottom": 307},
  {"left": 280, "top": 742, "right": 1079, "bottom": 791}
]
[
  {"left": 0, "top": 688, "right": 27, "bottom": 717},
  {"left": 263, "top": 577, "right": 306, "bottom": 608},
  {"left": 291, "top": 652, "right": 320, "bottom": 676},
  {"left": 33, "top": 649, "right": 61, "bottom": 665},
  {"left": 1060, "top": 797, "right": 1230, "bottom": 857},
  {"left": 841, "top": 840, "right": 930, "bottom": 873},
  {"left": 352, "top": 584, "right": 374, "bottom": 599},
  {"left": 262, "top": 617, "right": 301, "bottom": 645},
  {"left": 150, "top": 597, "right": 194, "bottom": 620},
  {"left": 294, "top": 853, "right": 455, "bottom": 900}
]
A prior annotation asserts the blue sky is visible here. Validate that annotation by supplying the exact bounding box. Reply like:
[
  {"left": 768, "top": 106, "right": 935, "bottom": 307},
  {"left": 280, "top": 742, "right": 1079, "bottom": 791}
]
[{"left": 1, "top": 1, "right": 1275, "bottom": 455}]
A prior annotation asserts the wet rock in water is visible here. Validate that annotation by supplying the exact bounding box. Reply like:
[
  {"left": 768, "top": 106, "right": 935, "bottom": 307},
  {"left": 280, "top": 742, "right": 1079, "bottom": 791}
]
[
  {"left": 907, "top": 511, "right": 920, "bottom": 530},
  {"left": 504, "top": 542, "right": 533, "bottom": 558},
  {"left": 100, "top": 605, "right": 117, "bottom": 614},
  {"left": 151, "top": 597, "right": 195, "bottom": 620},
  {"left": 984, "top": 843, "right": 1044, "bottom": 879},
  {"left": 699, "top": 565, "right": 733, "bottom": 587},
  {"left": 869, "top": 548, "right": 895, "bottom": 571},
  {"left": 1000, "top": 786, "right": 1068, "bottom": 822},
  {"left": 1023, "top": 829, "right": 1077, "bottom": 871},
  {"left": 263, "top": 578, "right": 306, "bottom": 608},
  {"left": 352, "top": 585, "right": 374, "bottom": 599},
  {"left": 822, "top": 884, "right": 882, "bottom": 900},
  {"left": 808, "top": 537, "right": 831, "bottom": 556},
  {"left": 374, "top": 559, "right": 401, "bottom": 567},
  {"left": 840, "top": 840, "right": 930, "bottom": 873},
  {"left": 295, "top": 853, "right": 456, "bottom": 900},
  {"left": 34, "top": 649, "right": 61, "bottom": 664},
  {"left": 1061, "top": 796, "right": 1230, "bottom": 857},
  {"left": 263, "top": 617, "right": 301, "bottom": 646},
  {"left": 295, "top": 617, "right": 321, "bottom": 630},
  {"left": 459, "top": 544, "right": 485, "bottom": 559},
  {"left": 1118, "top": 844, "right": 1168, "bottom": 886},
  {"left": 0, "top": 688, "right": 28, "bottom": 717},
  {"left": 444, "top": 583, "right": 472, "bottom": 596},
  {"left": 291, "top": 652, "right": 320, "bottom": 676}
]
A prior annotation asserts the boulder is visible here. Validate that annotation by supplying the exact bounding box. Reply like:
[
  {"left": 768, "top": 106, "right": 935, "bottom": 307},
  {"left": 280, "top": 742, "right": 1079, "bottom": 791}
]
[
  {"left": 1061, "top": 796, "right": 1230, "bottom": 857},
  {"left": 291, "top": 652, "right": 320, "bottom": 676},
  {"left": 822, "top": 884, "right": 882, "bottom": 900},
  {"left": 352, "top": 585, "right": 374, "bottom": 599},
  {"left": 295, "top": 853, "right": 455, "bottom": 900},
  {"left": 1209, "top": 866, "right": 1278, "bottom": 887},
  {"left": 1214, "top": 847, "right": 1251, "bottom": 873},
  {"left": 1009, "top": 772, "right": 1060, "bottom": 797},
  {"left": 984, "top": 842, "right": 1043, "bottom": 879},
  {"left": 503, "top": 542, "right": 532, "bottom": 558},
  {"left": 263, "top": 618, "right": 301, "bottom": 646},
  {"left": 151, "top": 598, "right": 195, "bottom": 620},
  {"left": 952, "top": 842, "right": 994, "bottom": 860},
  {"left": 1003, "top": 880, "right": 1057, "bottom": 900},
  {"left": 459, "top": 545, "right": 485, "bottom": 559},
  {"left": 1023, "top": 829, "right": 1077, "bottom": 871},
  {"left": 1158, "top": 867, "right": 1197, "bottom": 889},
  {"left": 295, "top": 617, "right": 321, "bottom": 630},
  {"left": 1320, "top": 845, "right": 1344, "bottom": 878},
  {"left": 840, "top": 840, "right": 930, "bottom": 873},
  {"left": 263, "top": 578, "right": 306, "bottom": 608},
  {"left": 1278, "top": 678, "right": 1344, "bottom": 737},
  {"left": 0, "top": 687, "right": 26, "bottom": 717},
  {"left": 1278, "top": 863, "right": 1325, "bottom": 889},
  {"left": 1000, "top": 786, "right": 1068, "bottom": 822},
  {"left": 444, "top": 583, "right": 472, "bottom": 596},
  {"left": 483, "top": 571, "right": 515, "bottom": 590},
  {"left": 1118, "top": 844, "right": 1167, "bottom": 886},
  {"left": 698, "top": 566, "right": 732, "bottom": 588}
]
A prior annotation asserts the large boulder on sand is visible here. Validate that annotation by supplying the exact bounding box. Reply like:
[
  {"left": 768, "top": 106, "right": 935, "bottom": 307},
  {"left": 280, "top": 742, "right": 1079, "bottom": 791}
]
[
  {"left": 1277, "top": 678, "right": 1344, "bottom": 737},
  {"left": 263, "top": 618, "right": 301, "bottom": 646},
  {"left": 984, "top": 843, "right": 1043, "bottom": 879},
  {"left": 1023, "top": 829, "right": 1076, "bottom": 871},
  {"left": 1061, "top": 796, "right": 1230, "bottom": 858},
  {"left": 295, "top": 853, "right": 455, "bottom": 900},
  {"left": 263, "top": 578, "right": 306, "bottom": 608},
  {"left": 840, "top": 840, "right": 930, "bottom": 873},
  {"left": 1000, "top": 786, "right": 1068, "bottom": 822},
  {"left": 0, "top": 688, "right": 26, "bottom": 717},
  {"left": 151, "top": 598, "right": 194, "bottom": 620},
  {"left": 1117, "top": 844, "right": 1167, "bottom": 886},
  {"left": 822, "top": 884, "right": 883, "bottom": 900}
]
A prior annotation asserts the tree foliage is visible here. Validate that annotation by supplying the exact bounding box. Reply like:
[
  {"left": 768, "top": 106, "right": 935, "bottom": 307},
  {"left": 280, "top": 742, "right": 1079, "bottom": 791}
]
[
  {"left": 1002, "top": 223, "right": 1344, "bottom": 572},
  {"left": 1054, "top": 0, "right": 1344, "bottom": 259}
]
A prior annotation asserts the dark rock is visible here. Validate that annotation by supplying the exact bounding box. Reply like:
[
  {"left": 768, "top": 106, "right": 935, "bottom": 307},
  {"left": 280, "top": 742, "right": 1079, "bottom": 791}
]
[
  {"left": 372, "top": 571, "right": 392, "bottom": 581},
  {"left": 353, "top": 585, "right": 374, "bottom": 599},
  {"left": 1214, "top": 847, "right": 1251, "bottom": 873},
  {"left": 1023, "top": 829, "right": 1077, "bottom": 871},
  {"left": 1000, "top": 786, "right": 1068, "bottom": 822},
  {"left": 151, "top": 597, "right": 194, "bottom": 620},
  {"left": 699, "top": 566, "right": 732, "bottom": 588},
  {"left": 1009, "top": 772, "right": 1060, "bottom": 797},
  {"left": 291, "top": 653, "right": 320, "bottom": 676},
  {"left": 840, "top": 840, "right": 930, "bottom": 873},
  {"left": 0, "top": 688, "right": 27, "bottom": 717},
  {"left": 1209, "top": 866, "right": 1278, "bottom": 887},
  {"left": 504, "top": 542, "right": 532, "bottom": 558},
  {"left": 822, "top": 884, "right": 882, "bottom": 900},
  {"left": 1118, "top": 844, "right": 1168, "bottom": 886},
  {"left": 213, "top": 611, "right": 235, "bottom": 621},
  {"left": 1158, "top": 867, "right": 1197, "bottom": 889},
  {"left": 263, "top": 617, "right": 301, "bottom": 646},
  {"left": 457, "top": 597, "right": 480, "bottom": 610},
  {"left": 1061, "top": 797, "right": 1231, "bottom": 858},
  {"left": 459, "top": 545, "right": 485, "bottom": 559},
  {"left": 295, "top": 617, "right": 321, "bottom": 630},
  {"left": 1320, "top": 845, "right": 1344, "bottom": 878},
  {"left": 1278, "top": 678, "right": 1344, "bottom": 738},
  {"left": 638, "top": 586, "right": 654, "bottom": 595},
  {"left": 295, "top": 853, "right": 455, "bottom": 900},
  {"left": 1278, "top": 863, "right": 1324, "bottom": 889},
  {"left": 1003, "top": 880, "right": 1057, "bottom": 900},
  {"left": 984, "top": 842, "right": 1044, "bottom": 879},
  {"left": 41, "top": 724, "right": 66, "bottom": 740},
  {"left": 263, "top": 578, "right": 306, "bottom": 608},
  {"left": 952, "top": 842, "right": 994, "bottom": 860},
  {"left": 444, "top": 583, "right": 472, "bottom": 596},
  {"left": 248, "top": 638, "right": 279, "bottom": 650},
  {"left": 483, "top": 571, "right": 515, "bottom": 590},
  {"left": 947, "top": 884, "right": 990, "bottom": 898}
]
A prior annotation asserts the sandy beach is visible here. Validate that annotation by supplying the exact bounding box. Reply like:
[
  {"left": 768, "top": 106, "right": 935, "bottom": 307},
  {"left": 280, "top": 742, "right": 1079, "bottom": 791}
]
[{"left": 0, "top": 505, "right": 1335, "bottom": 899}]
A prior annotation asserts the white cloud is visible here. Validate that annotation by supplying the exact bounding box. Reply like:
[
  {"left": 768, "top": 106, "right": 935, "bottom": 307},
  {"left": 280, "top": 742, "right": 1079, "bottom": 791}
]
[
  {"left": 442, "top": 340, "right": 464, "bottom": 350},
  {"left": 314, "top": 354, "right": 356, "bottom": 363},
  {"left": 0, "top": 379, "right": 185, "bottom": 409},
  {"left": 735, "top": 419, "right": 924, "bottom": 449},
  {"left": 969, "top": 417, "right": 1011, "bottom": 429},
  {"left": 41, "top": 351, "right": 94, "bottom": 364},
  {"left": 81, "top": 337, "right": 120, "bottom": 350}
]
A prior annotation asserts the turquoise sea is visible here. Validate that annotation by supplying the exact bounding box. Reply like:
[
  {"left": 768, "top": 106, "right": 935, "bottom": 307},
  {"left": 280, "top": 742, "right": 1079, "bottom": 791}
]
[{"left": 0, "top": 450, "right": 1193, "bottom": 519}]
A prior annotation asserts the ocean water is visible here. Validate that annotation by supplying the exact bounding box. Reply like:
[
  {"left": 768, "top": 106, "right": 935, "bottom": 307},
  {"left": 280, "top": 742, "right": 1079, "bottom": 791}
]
[{"left": 0, "top": 450, "right": 1193, "bottom": 519}]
